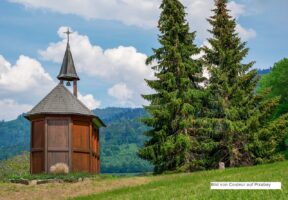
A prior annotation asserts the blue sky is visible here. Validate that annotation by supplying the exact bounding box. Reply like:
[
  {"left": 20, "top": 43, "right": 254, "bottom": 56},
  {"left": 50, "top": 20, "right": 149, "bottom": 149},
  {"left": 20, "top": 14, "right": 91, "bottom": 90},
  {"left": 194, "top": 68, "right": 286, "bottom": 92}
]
[{"left": 0, "top": 0, "right": 287, "bottom": 121}]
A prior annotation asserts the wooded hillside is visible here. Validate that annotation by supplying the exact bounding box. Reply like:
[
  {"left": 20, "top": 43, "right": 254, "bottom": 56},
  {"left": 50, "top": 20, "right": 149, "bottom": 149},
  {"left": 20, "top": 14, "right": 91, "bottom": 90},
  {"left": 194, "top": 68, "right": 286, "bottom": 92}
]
[{"left": 0, "top": 108, "right": 153, "bottom": 173}]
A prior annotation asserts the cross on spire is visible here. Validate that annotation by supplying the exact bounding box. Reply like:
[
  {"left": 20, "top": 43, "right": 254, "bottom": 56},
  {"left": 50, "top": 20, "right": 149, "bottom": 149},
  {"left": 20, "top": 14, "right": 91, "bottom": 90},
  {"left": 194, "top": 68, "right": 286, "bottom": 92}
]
[
  {"left": 57, "top": 27, "right": 79, "bottom": 83},
  {"left": 64, "top": 28, "right": 73, "bottom": 43}
]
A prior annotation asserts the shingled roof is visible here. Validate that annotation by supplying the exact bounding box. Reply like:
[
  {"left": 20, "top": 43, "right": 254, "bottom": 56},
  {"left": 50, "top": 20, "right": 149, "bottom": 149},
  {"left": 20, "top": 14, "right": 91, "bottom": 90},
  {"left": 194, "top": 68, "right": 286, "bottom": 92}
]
[{"left": 25, "top": 84, "right": 105, "bottom": 127}]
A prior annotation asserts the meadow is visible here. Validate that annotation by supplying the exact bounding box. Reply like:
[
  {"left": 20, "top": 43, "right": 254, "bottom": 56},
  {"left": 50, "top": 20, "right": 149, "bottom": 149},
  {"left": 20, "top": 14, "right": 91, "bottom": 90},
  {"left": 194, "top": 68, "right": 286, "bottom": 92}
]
[
  {"left": 73, "top": 161, "right": 287, "bottom": 200},
  {"left": 0, "top": 161, "right": 286, "bottom": 200}
]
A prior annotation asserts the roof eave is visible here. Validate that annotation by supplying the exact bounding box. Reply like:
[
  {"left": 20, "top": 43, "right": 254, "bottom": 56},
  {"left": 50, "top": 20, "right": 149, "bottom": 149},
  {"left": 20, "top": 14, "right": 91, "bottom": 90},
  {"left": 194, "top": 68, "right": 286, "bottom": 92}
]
[
  {"left": 92, "top": 117, "right": 106, "bottom": 128},
  {"left": 57, "top": 75, "right": 80, "bottom": 81},
  {"left": 26, "top": 113, "right": 106, "bottom": 128}
]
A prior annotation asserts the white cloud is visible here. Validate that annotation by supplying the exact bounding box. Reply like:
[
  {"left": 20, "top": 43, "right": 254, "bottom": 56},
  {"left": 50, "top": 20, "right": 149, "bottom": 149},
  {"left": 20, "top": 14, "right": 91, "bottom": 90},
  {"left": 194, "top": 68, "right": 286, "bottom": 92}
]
[
  {"left": 40, "top": 26, "right": 154, "bottom": 107},
  {"left": 0, "top": 55, "right": 10, "bottom": 73},
  {"left": 0, "top": 53, "right": 100, "bottom": 120},
  {"left": 9, "top": 0, "right": 159, "bottom": 27},
  {"left": 0, "top": 54, "right": 55, "bottom": 121},
  {"left": 0, "top": 99, "right": 32, "bottom": 121},
  {"left": 227, "top": 1, "right": 246, "bottom": 18},
  {"left": 108, "top": 83, "right": 134, "bottom": 106},
  {"left": 183, "top": 0, "right": 255, "bottom": 40},
  {"left": 1, "top": 0, "right": 258, "bottom": 118},
  {"left": 0, "top": 55, "right": 54, "bottom": 92},
  {"left": 78, "top": 93, "right": 101, "bottom": 110},
  {"left": 40, "top": 27, "right": 154, "bottom": 81},
  {"left": 236, "top": 24, "right": 257, "bottom": 41},
  {"left": 183, "top": 0, "right": 214, "bottom": 40},
  {"left": 0, "top": 54, "right": 56, "bottom": 108},
  {"left": 10, "top": 0, "right": 257, "bottom": 41},
  {"left": 39, "top": 24, "right": 255, "bottom": 108}
]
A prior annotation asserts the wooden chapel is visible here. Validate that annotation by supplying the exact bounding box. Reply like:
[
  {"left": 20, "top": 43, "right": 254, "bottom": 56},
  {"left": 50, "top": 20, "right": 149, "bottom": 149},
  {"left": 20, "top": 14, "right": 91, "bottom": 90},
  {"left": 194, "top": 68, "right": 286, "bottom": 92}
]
[{"left": 25, "top": 29, "right": 105, "bottom": 174}]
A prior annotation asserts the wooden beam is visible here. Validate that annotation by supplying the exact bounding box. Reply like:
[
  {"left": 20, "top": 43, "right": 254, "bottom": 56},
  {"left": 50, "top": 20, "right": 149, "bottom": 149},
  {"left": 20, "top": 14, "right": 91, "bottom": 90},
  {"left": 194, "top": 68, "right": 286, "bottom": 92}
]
[
  {"left": 73, "top": 149, "right": 90, "bottom": 153},
  {"left": 31, "top": 148, "right": 45, "bottom": 152},
  {"left": 73, "top": 80, "right": 77, "bottom": 97},
  {"left": 69, "top": 117, "right": 72, "bottom": 172},
  {"left": 44, "top": 117, "right": 48, "bottom": 173},
  {"left": 89, "top": 123, "right": 92, "bottom": 173},
  {"left": 30, "top": 121, "right": 33, "bottom": 174},
  {"left": 97, "top": 129, "right": 100, "bottom": 174}
]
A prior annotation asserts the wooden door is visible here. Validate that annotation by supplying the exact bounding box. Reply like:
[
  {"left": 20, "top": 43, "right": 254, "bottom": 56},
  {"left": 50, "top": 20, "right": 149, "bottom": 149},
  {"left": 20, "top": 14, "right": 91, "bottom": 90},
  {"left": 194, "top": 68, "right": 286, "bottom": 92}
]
[{"left": 47, "top": 119, "right": 70, "bottom": 171}]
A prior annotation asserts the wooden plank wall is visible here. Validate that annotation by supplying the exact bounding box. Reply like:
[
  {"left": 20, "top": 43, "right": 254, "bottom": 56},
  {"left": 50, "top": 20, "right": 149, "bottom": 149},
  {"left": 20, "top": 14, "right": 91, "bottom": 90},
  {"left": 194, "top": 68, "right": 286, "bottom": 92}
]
[
  {"left": 46, "top": 119, "right": 70, "bottom": 171},
  {"left": 92, "top": 128, "right": 99, "bottom": 173},
  {"left": 31, "top": 119, "right": 45, "bottom": 173},
  {"left": 97, "top": 129, "right": 100, "bottom": 174},
  {"left": 30, "top": 115, "right": 100, "bottom": 174},
  {"left": 72, "top": 120, "right": 90, "bottom": 172}
]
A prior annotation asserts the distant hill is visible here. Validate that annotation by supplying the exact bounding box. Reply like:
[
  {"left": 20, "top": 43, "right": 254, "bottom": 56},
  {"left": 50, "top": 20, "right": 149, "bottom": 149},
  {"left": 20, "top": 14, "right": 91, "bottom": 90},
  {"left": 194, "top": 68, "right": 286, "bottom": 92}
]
[
  {"left": 0, "top": 107, "right": 152, "bottom": 173},
  {"left": 94, "top": 107, "right": 147, "bottom": 124},
  {"left": 0, "top": 115, "right": 30, "bottom": 160},
  {"left": 95, "top": 108, "right": 152, "bottom": 173},
  {"left": 258, "top": 68, "right": 271, "bottom": 75}
]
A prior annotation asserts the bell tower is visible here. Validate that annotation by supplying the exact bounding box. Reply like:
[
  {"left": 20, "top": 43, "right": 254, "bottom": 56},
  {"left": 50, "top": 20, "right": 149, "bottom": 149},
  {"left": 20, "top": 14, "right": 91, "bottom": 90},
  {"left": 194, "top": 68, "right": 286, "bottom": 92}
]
[{"left": 57, "top": 28, "right": 79, "bottom": 97}]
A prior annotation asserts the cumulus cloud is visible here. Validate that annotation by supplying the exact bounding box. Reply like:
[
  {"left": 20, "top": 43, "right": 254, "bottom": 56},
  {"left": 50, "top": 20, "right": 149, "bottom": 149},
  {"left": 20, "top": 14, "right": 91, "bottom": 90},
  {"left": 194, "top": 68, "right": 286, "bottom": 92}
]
[
  {"left": 39, "top": 24, "right": 255, "bottom": 107},
  {"left": 0, "top": 55, "right": 11, "bottom": 73},
  {"left": 40, "top": 27, "right": 153, "bottom": 81},
  {"left": 108, "top": 83, "right": 134, "bottom": 106},
  {"left": 1, "top": 0, "right": 258, "bottom": 118},
  {"left": 40, "top": 27, "right": 154, "bottom": 107},
  {"left": 0, "top": 99, "right": 32, "bottom": 121},
  {"left": 0, "top": 54, "right": 56, "bottom": 108},
  {"left": 0, "top": 55, "right": 54, "bottom": 92},
  {"left": 0, "top": 53, "right": 101, "bottom": 120},
  {"left": 182, "top": 0, "right": 214, "bottom": 39},
  {"left": 236, "top": 24, "right": 257, "bottom": 41},
  {"left": 0, "top": 54, "right": 54, "bottom": 120},
  {"left": 78, "top": 93, "right": 101, "bottom": 110},
  {"left": 227, "top": 1, "right": 246, "bottom": 18},
  {"left": 10, "top": 0, "right": 257, "bottom": 41},
  {"left": 184, "top": 0, "right": 255, "bottom": 40},
  {"left": 9, "top": 0, "right": 159, "bottom": 27}
]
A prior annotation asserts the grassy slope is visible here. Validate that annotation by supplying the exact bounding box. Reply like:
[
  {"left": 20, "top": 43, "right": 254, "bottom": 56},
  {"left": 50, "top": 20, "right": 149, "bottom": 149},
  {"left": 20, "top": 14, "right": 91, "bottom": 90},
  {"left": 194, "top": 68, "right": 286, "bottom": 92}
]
[{"left": 75, "top": 161, "right": 288, "bottom": 200}]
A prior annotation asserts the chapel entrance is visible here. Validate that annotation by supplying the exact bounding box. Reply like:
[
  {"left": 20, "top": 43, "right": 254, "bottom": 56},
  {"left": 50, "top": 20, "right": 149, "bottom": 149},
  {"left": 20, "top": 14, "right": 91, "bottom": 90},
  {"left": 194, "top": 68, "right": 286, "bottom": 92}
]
[{"left": 47, "top": 119, "right": 70, "bottom": 170}]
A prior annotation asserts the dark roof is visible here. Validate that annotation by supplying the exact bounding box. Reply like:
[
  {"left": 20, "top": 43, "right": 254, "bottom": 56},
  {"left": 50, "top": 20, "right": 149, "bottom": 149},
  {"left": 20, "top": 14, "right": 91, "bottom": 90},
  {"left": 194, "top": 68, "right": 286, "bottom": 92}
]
[
  {"left": 26, "top": 84, "right": 105, "bottom": 127},
  {"left": 57, "top": 43, "right": 80, "bottom": 81}
]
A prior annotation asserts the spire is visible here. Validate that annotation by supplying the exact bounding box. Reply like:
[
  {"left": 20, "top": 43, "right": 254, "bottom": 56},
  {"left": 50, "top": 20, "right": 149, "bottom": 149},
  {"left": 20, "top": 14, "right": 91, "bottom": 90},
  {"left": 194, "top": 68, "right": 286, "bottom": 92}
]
[{"left": 57, "top": 28, "right": 80, "bottom": 81}]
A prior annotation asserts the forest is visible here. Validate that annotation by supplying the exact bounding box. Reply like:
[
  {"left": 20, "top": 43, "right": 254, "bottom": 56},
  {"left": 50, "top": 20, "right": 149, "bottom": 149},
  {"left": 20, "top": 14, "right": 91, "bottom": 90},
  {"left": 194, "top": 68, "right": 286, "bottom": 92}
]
[{"left": 0, "top": 107, "right": 153, "bottom": 173}]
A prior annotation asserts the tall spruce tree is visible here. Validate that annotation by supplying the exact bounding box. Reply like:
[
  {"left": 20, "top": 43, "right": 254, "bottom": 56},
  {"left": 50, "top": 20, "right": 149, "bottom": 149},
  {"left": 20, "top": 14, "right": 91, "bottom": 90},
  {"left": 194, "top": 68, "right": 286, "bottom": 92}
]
[
  {"left": 203, "top": 0, "right": 286, "bottom": 167},
  {"left": 139, "top": 0, "right": 204, "bottom": 173}
]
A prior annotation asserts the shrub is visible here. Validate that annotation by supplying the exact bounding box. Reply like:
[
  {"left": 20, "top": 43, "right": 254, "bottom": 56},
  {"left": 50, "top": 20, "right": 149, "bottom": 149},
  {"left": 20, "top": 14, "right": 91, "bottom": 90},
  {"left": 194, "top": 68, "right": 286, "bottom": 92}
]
[{"left": 49, "top": 163, "right": 69, "bottom": 174}]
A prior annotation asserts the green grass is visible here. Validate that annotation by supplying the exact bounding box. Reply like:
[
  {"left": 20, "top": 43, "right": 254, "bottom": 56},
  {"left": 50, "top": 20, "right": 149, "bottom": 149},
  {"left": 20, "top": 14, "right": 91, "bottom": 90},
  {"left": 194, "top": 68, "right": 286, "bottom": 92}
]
[
  {"left": 0, "top": 152, "right": 29, "bottom": 182},
  {"left": 73, "top": 161, "right": 288, "bottom": 200},
  {"left": 7, "top": 172, "right": 142, "bottom": 182},
  {"left": 8, "top": 172, "right": 93, "bottom": 181}
]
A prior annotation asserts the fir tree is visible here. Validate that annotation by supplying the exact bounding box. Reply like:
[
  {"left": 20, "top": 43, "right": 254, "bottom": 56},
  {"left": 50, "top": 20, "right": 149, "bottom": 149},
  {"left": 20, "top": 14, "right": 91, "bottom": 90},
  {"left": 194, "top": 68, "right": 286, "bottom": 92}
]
[
  {"left": 248, "top": 90, "right": 288, "bottom": 164},
  {"left": 139, "top": 0, "right": 204, "bottom": 173},
  {"left": 203, "top": 0, "right": 286, "bottom": 167}
]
